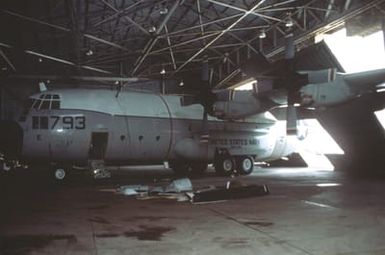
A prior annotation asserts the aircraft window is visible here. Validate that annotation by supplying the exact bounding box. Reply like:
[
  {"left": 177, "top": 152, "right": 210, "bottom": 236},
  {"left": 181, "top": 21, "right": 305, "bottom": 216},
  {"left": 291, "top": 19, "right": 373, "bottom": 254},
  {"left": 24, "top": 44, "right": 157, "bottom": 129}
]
[
  {"left": 53, "top": 95, "right": 60, "bottom": 100},
  {"left": 40, "top": 100, "right": 50, "bottom": 110},
  {"left": 51, "top": 101, "right": 60, "bottom": 109},
  {"left": 39, "top": 94, "right": 45, "bottom": 99},
  {"left": 31, "top": 100, "right": 37, "bottom": 109},
  {"left": 45, "top": 94, "right": 52, "bottom": 100},
  {"left": 33, "top": 100, "right": 42, "bottom": 109}
]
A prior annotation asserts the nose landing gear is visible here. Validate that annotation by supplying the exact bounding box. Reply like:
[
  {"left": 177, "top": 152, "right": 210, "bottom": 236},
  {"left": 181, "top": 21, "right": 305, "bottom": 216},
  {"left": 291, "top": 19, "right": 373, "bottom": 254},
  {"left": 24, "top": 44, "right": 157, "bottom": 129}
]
[{"left": 54, "top": 167, "right": 66, "bottom": 180}]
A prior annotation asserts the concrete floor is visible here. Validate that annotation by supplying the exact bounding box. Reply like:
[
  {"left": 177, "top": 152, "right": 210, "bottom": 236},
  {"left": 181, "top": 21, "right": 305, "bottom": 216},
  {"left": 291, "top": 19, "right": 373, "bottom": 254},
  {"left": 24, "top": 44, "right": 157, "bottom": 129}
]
[{"left": 1, "top": 166, "right": 385, "bottom": 255}]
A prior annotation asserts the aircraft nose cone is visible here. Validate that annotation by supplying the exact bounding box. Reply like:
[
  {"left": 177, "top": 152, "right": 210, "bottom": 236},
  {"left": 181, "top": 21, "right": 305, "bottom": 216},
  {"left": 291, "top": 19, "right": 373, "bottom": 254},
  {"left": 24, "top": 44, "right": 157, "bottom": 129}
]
[{"left": 0, "top": 120, "right": 23, "bottom": 159}]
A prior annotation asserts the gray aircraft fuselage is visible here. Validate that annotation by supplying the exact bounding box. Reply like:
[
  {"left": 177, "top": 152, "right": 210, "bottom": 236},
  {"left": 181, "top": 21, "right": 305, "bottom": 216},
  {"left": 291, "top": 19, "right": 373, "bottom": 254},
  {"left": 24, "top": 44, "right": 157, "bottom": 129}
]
[{"left": 6, "top": 88, "right": 296, "bottom": 167}]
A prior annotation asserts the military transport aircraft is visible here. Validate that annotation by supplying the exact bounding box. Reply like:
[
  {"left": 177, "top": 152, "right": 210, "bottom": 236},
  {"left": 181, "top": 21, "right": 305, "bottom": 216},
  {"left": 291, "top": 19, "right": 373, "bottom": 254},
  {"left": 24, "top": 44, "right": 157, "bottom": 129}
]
[
  {"left": 0, "top": 84, "right": 300, "bottom": 180},
  {"left": 0, "top": 65, "right": 384, "bottom": 181}
]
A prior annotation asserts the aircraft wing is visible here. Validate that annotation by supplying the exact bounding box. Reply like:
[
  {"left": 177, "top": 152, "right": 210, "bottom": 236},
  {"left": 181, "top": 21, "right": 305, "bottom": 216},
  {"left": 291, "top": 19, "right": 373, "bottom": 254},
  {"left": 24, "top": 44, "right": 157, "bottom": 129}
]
[{"left": 292, "top": 40, "right": 344, "bottom": 72}]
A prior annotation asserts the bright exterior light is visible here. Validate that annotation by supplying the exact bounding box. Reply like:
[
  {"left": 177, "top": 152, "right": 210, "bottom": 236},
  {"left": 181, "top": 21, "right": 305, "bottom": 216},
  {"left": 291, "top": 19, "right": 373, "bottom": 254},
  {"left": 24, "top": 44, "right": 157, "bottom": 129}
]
[
  {"left": 300, "top": 119, "right": 344, "bottom": 155},
  {"left": 375, "top": 109, "right": 385, "bottom": 129},
  {"left": 323, "top": 28, "right": 385, "bottom": 73},
  {"left": 234, "top": 79, "right": 256, "bottom": 90}
]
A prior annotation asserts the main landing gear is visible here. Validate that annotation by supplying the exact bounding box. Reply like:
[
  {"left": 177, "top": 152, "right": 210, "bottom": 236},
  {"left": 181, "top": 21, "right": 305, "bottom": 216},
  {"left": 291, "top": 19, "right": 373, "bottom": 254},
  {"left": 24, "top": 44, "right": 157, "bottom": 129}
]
[{"left": 214, "top": 155, "right": 255, "bottom": 176}]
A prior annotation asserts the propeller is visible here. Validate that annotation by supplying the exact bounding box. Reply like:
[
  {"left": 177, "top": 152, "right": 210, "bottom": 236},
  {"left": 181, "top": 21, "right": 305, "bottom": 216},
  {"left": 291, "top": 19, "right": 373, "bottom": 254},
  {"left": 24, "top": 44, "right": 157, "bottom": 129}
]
[
  {"left": 240, "top": 31, "right": 308, "bottom": 135},
  {"left": 284, "top": 33, "right": 299, "bottom": 136},
  {"left": 180, "top": 57, "right": 216, "bottom": 142},
  {"left": 199, "top": 57, "right": 215, "bottom": 142}
]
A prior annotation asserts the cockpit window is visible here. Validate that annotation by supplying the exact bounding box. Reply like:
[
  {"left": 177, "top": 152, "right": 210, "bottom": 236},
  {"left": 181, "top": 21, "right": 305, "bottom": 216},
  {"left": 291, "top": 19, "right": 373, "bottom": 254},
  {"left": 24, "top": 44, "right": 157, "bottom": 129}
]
[
  {"left": 29, "top": 94, "right": 61, "bottom": 111},
  {"left": 33, "top": 100, "right": 41, "bottom": 109},
  {"left": 40, "top": 100, "right": 50, "bottom": 110},
  {"left": 51, "top": 101, "right": 60, "bottom": 109}
]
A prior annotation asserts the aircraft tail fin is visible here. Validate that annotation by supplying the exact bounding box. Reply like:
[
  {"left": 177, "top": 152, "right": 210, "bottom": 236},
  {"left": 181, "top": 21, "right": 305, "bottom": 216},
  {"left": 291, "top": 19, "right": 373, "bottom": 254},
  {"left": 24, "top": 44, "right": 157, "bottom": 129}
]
[{"left": 39, "top": 82, "right": 47, "bottom": 92}]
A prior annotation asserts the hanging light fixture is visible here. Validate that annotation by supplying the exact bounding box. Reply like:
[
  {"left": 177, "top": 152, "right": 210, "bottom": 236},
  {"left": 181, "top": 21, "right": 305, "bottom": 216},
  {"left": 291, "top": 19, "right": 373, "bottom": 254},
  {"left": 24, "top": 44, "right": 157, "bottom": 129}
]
[
  {"left": 259, "top": 29, "right": 266, "bottom": 39},
  {"left": 285, "top": 13, "right": 294, "bottom": 27}
]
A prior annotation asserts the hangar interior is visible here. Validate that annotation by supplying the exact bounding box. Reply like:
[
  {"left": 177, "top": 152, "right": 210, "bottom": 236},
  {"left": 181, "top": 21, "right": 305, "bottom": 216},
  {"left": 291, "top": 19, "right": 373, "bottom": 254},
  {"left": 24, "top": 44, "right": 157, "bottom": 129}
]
[
  {"left": 1, "top": 0, "right": 385, "bottom": 170},
  {"left": 1, "top": 1, "right": 385, "bottom": 255}
]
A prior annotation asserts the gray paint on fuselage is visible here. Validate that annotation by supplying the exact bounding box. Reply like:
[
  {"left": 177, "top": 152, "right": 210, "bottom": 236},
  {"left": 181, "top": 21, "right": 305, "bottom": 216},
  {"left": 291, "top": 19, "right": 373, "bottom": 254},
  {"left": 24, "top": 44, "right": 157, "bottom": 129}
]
[{"left": 20, "top": 88, "right": 284, "bottom": 165}]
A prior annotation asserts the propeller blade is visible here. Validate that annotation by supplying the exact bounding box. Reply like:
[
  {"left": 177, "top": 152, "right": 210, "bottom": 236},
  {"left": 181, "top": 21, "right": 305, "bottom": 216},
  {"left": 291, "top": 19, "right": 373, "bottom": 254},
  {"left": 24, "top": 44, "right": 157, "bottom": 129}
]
[
  {"left": 200, "top": 57, "right": 213, "bottom": 142},
  {"left": 201, "top": 58, "right": 209, "bottom": 82},
  {"left": 285, "top": 32, "right": 298, "bottom": 135},
  {"left": 200, "top": 108, "right": 210, "bottom": 143},
  {"left": 285, "top": 33, "right": 295, "bottom": 61},
  {"left": 286, "top": 104, "right": 298, "bottom": 136}
]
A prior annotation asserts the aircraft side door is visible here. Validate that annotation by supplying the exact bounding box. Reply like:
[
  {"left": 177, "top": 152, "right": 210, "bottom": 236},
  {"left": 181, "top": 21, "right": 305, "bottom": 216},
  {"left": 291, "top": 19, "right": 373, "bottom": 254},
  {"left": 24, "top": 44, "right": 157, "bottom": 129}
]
[{"left": 89, "top": 132, "right": 109, "bottom": 160}]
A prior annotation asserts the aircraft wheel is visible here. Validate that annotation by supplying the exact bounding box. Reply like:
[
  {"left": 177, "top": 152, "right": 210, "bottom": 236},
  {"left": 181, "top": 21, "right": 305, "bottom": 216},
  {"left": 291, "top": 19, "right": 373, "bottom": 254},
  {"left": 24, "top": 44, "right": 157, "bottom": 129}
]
[
  {"left": 215, "top": 157, "right": 235, "bottom": 176},
  {"left": 237, "top": 156, "right": 254, "bottom": 175},
  {"left": 1, "top": 161, "right": 11, "bottom": 171},
  {"left": 53, "top": 167, "right": 67, "bottom": 181},
  {"left": 190, "top": 163, "right": 208, "bottom": 175}
]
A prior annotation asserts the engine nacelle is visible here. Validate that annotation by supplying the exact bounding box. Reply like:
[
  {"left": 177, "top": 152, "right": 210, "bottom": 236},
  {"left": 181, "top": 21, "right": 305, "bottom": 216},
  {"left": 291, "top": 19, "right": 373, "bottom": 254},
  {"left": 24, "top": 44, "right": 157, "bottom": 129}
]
[
  {"left": 300, "top": 68, "right": 385, "bottom": 107},
  {"left": 299, "top": 79, "right": 354, "bottom": 107},
  {"left": 212, "top": 100, "right": 264, "bottom": 119},
  {"left": 211, "top": 90, "right": 276, "bottom": 119}
]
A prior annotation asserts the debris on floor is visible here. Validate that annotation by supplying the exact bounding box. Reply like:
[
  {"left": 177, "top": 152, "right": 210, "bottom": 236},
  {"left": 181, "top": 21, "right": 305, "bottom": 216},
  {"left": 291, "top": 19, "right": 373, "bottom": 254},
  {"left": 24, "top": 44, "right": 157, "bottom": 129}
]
[
  {"left": 191, "top": 181, "right": 269, "bottom": 204},
  {"left": 116, "top": 178, "right": 269, "bottom": 203},
  {"left": 165, "top": 178, "right": 193, "bottom": 193},
  {"left": 117, "top": 185, "right": 149, "bottom": 195}
]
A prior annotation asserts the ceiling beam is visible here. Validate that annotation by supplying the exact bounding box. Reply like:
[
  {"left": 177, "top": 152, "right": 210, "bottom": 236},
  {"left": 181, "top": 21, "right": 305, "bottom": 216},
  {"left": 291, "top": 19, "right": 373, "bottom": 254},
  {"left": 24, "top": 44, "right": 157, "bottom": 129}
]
[
  {"left": 0, "top": 48, "right": 16, "bottom": 72},
  {"left": 0, "top": 42, "right": 111, "bottom": 74},
  {"left": 131, "top": 0, "right": 182, "bottom": 75},
  {"left": 1, "top": 9, "right": 129, "bottom": 51},
  {"left": 206, "top": 0, "right": 283, "bottom": 22},
  {"left": 93, "top": 0, "right": 143, "bottom": 27},
  {"left": 172, "top": 0, "right": 267, "bottom": 76},
  {"left": 164, "top": 25, "right": 177, "bottom": 70},
  {"left": 99, "top": 0, "right": 150, "bottom": 36}
]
